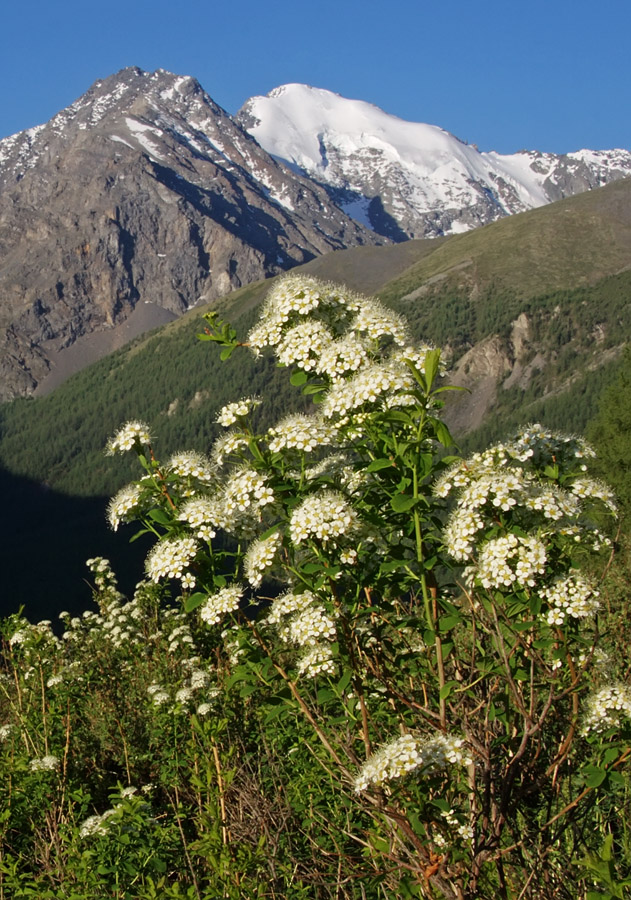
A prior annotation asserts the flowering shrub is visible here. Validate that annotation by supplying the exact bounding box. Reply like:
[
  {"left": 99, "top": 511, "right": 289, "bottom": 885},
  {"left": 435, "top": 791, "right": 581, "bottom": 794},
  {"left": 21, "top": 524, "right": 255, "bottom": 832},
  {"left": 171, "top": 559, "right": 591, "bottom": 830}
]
[{"left": 1, "top": 274, "right": 629, "bottom": 899}]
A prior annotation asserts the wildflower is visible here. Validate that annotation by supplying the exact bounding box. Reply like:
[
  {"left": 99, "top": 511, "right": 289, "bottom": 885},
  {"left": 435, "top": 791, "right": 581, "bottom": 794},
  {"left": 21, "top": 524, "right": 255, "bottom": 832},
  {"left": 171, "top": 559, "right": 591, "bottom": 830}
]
[
  {"left": 244, "top": 532, "right": 281, "bottom": 587},
  {"left": 29, "top": 755, "right": 60, "bottom": 772},
  {"left": 224, "top": 466, "right": 274, "bottom": 513},
  {"left": 167, "top": 451, "right": 216, "bottom": 483},
  {"left": 217, "top": 396, "right": 261, "bottom": 427},
  {"left": 286, "top": 606, "right": 337, "bottom": 647},
  {"left": 211, "top": 431, "right": 249, "bottom": 467},
  {"left": 543, "top": 573, "right": 599, "bottom": 626},
  {"left": 266, "top": 590, "right": 318, "bottom": 625},
  {"left": 581, "top": 685, "right": 631, "bottom": 734},
  {"left": 0, "top": 724, "right": 14, "bottom": 741},
  {"left": 315, "top": 333, "right": 370, "bottom": 379},
  {"left": 145, "top": 537, "right": 198, "bottom": 582},
  {"left": 106, "top": 421, "right": 151, "bottom": 454},
  {"left": 200, "top": 585, "right": 244, "bottom": 626},
  {"left": 107, "top": 483, "right": 144, "bottom": 530},
  {"left": 352, "top": 299, "right": 410, "bottom": 346},
  {"left": 290, "top": 490, "right": 357, "bottom": 545},
  {"left": 276, "top": 320, "right": 333, "bottom": 370},
  {"left": 476, "top": 533, "right": 547, "bottom": 589},
  {"left": 267, "top": 414, "right": 338, "bottom": 453},
  {"left": 296, "top": 644, "right": 336, "bottom": 677},
  {"left": 354, "top": 733, "right": 471, "bottom": 792}
]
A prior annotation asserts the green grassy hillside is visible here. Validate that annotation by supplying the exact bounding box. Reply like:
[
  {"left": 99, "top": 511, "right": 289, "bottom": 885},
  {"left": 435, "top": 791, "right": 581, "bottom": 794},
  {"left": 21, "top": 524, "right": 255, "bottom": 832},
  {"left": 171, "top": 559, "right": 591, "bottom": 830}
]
[{"left": 2, "top": 179, "right": 631, "bottom": 617}]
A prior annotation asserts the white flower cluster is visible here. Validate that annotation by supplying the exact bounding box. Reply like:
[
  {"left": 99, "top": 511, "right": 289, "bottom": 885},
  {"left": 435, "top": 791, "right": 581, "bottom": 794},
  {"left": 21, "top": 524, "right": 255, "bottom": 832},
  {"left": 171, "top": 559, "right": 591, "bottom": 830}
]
[
  {"left": 211, "top": 432, "right": 249, "bottom": 468},
  {"left": 265, "top": 589, "right": 337, "bottom": 678},
  {"left": 79, "top": 808, "right": 118, "bottom": 838},
  {"left": 321, "top": 357, "right": 426, "bottom": 421},
  {"left": 542, "top": 573, "right": 600, "bottom": 626},
  {"left": 0, "top": 724, "right": 14, "bottom": 741},
  {"left": 581, "top": 685, "right": 631, "bottom": 734},
  {"left": 354, "top": 733, "right": 471, "bottom": 792},
  {"left": 167, "top": 451, "right": 216, "bottom": 484},
  {"left": 145, "top": 537, "right": 198, "bottom": 582},
  {"left": 284, "top": 606, "right": 338, "bottom": 647},
  {"left": 266, "top": 414, "right": 338, "bottom": 453},
  {"left": 106, "top": 421, "right": 151, "bottom": 454},
  {"left": 289, "top": 490, "right": 357, "bottom": 545},
  {"left": 107, "top": 484, "right": 144, "bottom": 531},
  {"left": 216, "top": 396, "right": 261, "bottom": 427},
  {"left": 178, "top": 496, "right": 219, "bottom": 540},
  {"left": 276, "top": 320, "right": 334, "bottom": 371},
  {"left": 29, "top": 755, "right": 60, "bottom": 772},
  {"left": 571, "top": 477, "right": 617, "bottom": 514},
  {"left": 476, "top": 533, "right": 547, "bottom": 590},
  {"left": 248, "top": 275, "right": 438, "bottom": 421},
  {"left": 352, "top": 299, "right": 409, "bottom": 346},
  {"left": 265, "top": 590, "right": 318, "bottom": 626},
  {"left": 244, "top": 532, "right": 281, "bottom": 587},
  {"left": 200, "top": 585, "right": 244, "bottom": 626},
  {"left": 296, "top": 644, "right": 336, "bottom": 677},
  {"left": 223, "top": 467, "right": 274, "bottom": 516}
]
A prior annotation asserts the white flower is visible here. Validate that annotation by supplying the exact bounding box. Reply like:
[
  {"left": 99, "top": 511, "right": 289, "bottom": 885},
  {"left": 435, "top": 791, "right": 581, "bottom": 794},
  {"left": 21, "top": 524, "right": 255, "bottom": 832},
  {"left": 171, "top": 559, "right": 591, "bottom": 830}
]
[
  {"left": 267, "top": 414, "right": 337, "bottom": 453},
  {"left": 145, "top": 537, "right": 198, "bottom": 582},
  {"left": 107, "top": 483, "right": 144, "bottom": 530},
  {"left": 351, "top": 300, "right": 410, "bottom": 346},
  {"left": 266, "top": 590, "right": 318, "bottom": 625},
  {"left": 286, "top": 606, "right": 337, "bottom": 647},
  {"left": 200, "top": 585, "right": 244, "bottom": 626},
  {"left": 244, "top": 533, "right": 281, "bottom": 587},
  {"left": 296, "top": 644, "right": 336, "bottom": 677},
  {"left": 106, "top": 421, "right": 151, "bottom": 454},
  {"left": 582, "top": 684, "right": 631, "bottom": 734},
  {"left": 167, "top": 451, "right": 216, "bottom": 483},
  {"left": 290, "top": 490, "right": 357, "bottom": 545},
  {"left": 354, "top": 733, "right": 471, "bottom": 792},
  {"left": 217, "top": 396, "right": 261, "bottom": 427},
  {"left": 543, "top": 572, "right": 600, "bottom": 626},
  {"left": 29, "top": 755, "right": 60, "bottom": 772}
]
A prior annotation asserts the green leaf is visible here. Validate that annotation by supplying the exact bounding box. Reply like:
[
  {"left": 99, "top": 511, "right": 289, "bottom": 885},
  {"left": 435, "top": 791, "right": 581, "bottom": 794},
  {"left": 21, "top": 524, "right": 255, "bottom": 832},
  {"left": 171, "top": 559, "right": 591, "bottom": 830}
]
[
  {"left": 220, "top": 345, "right": 237, "bottom": 361},
  {"left": 290, "top": 370, "right": 309, "bottom": 386},
  {"left": 583, "top": 765, "right": 608, "bottom": 788},
  {"left": 390, "top": 494, "right": 417, "bottom": 512},
  {"left": 302, "top": 383, "right": 327, "bottom": 396},
  {"left": 148, "top": 508, "right": 173, "bottom": 525},
  {"left": 365, "top": 458, "right": 395, "bottom": 472},
  {"left": 184, "top": 592, "right": 207, "bottom": 613},
  {"left": 439, "top": 681, "right": 460, "bottom": 700}
]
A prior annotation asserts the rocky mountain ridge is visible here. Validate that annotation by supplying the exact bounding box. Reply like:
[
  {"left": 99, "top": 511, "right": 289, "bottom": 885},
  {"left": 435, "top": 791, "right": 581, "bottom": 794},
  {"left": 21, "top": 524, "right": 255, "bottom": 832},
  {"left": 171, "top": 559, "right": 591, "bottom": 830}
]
[
  {"left": 238, "top": 83, "right": 631, "bottom": 239},
  {"left": 0, "top": 68, "right": 377, "bottom": 400}
]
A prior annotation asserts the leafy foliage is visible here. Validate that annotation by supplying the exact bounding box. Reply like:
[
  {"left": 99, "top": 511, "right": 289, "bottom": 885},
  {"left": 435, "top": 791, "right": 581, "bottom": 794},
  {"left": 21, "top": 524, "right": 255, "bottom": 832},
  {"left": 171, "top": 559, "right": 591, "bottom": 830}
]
[{"left": 3, "top": 277, "right": 627, "bottom": 898}]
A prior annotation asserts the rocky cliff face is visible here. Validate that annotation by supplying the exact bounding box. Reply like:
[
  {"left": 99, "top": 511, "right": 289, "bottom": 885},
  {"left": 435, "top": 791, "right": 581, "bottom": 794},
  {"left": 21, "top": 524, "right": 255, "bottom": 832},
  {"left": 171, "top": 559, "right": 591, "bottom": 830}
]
[{"left": 0, "top": 68, "right": 378, "bottom": 400}]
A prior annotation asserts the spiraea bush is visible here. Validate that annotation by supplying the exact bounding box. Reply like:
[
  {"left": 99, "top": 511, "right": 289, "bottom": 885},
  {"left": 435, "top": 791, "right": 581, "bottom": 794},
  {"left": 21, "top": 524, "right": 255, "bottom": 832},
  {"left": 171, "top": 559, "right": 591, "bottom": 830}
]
[{"left": 1, "top": 275, "right": 629, "bottom": 899}]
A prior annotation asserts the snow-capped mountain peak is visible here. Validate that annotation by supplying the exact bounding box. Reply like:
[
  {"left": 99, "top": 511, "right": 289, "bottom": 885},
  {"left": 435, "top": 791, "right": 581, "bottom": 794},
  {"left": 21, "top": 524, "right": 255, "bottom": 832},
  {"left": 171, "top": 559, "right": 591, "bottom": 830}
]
[{"left": 238, "top": 83, "right": 631, "bottom": 239}]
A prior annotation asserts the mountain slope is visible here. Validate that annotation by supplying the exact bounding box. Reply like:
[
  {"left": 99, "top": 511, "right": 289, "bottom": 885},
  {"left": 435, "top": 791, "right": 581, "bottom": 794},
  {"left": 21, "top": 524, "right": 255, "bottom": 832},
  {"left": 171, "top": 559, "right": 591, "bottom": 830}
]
[
  {"left": 0, "top": 68, "right": 378, "bottom": 401},
  {"left": 238, "top": 83, "right": 631, "bottom": 240},
  {"left": 2, "top": 180, "right": 631, "bottom": 617}
]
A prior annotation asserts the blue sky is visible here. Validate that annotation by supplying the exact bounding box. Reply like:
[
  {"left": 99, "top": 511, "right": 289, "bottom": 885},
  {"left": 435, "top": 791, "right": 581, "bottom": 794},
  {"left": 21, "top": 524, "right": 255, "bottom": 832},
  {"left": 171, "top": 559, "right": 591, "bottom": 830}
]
[{"left": 1, "top": 0, "right": 629, "bottom": 154}]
